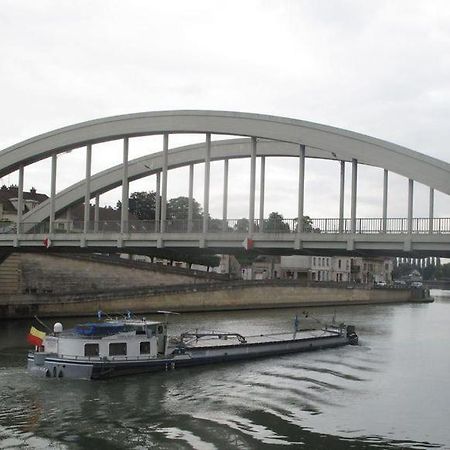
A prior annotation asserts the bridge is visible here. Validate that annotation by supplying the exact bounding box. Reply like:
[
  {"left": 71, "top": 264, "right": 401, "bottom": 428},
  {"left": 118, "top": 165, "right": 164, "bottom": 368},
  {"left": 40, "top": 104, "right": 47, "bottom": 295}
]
[{"left": 1, "top": 110, "right": 450, "bottom": 257}]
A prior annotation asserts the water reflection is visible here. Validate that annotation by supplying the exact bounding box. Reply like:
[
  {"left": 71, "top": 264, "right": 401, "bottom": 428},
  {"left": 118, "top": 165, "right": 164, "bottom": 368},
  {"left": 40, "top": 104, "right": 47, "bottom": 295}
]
[{"left": 0, "top": 296, "right": 449, "bottom": 448}]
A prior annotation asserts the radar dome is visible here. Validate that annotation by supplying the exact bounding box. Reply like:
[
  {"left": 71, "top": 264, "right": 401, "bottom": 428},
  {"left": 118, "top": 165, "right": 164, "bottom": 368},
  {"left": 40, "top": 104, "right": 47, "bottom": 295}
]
[{"left": 53, "top": 322, "right": 63, "bottom": 333}]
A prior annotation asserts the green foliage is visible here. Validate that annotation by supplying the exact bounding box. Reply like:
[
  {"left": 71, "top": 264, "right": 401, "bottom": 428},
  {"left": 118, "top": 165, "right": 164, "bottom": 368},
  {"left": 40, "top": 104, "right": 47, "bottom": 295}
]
[
  {"left": 264, "top": 212, "right": 290, "bottom": 232},
  {"left": 167, "top": 196, "right": 202, "bottom": 221},
  {"left": 294, "top": 215, "right": 315, "bottom": 232},
  {"left": 129, "top": 191, "right": 156, "bottom": 220},
  {"left": 146, "top": 249, "right": 220, "bottom": 269},
  {"left": 234, "top": 218, "right": 249, "bottom": 232},
  {"left": 234, "top": 251, "right": 258, "bottom": 266},
  {"left": 392, "top": 263, "right": 416, "bottom": 279},
  {"left": 393, "top": 262, "right": 450, "bottom": 281}
]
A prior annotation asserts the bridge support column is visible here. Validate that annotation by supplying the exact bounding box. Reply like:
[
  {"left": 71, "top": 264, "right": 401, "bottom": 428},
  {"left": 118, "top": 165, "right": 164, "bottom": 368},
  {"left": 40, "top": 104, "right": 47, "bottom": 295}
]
[
  {"left": 160, "top": 134, "right": 169, "bottom": 233},
  {"left": 249, "top": 137, "right": 256, "bottom": 234},
  {"left": 84, "top": 144, "right": 92, "bottom": 234},
  {"left": 17, "top": 164, "right": 24, "bottom": 235},
  {"left": 408, "top": 178, "right": 414, "bottom": 234},
  {"left": 94, "top": 194, "right": 100, "bottom": 232},
  {"left": 120, "top": 138, "right": 129, "bottom": 234},
  {"left": 49, "top": 154, "right": 57, "bottom": 234},
  {"left": 259, "top": 156, "right": 265, "bottom": 231},
  {"left": 429, "top": 187, "right": 434, "bottom": 233},
  {"left": 155, "top": 171, "right": 161, "bottom": 232},
  {"left": 350, "top": 158, "right": 358, "bottom": 233},
  {"left": 382, "top": 169, "right": 388, "bottom": 232},
  {"left": 297, "top": 144, "right": 305, "bottom": 233},
  {"left": 222, "top": 158, "right": 228, "bottom": 231},
  {"left": 203, "top": 133, "right": 211, "bottom": 234},
  {"left": 339, "top": 161, "right": 345, "bottom": 233},
  {"left": 188, "top": 163, "right": 194, "bottom": 232}
]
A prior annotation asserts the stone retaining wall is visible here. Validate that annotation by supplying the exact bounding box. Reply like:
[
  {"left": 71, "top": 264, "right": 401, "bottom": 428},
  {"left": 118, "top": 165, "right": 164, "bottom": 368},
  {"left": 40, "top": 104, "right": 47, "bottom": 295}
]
[
  {"left": 0, "top": 253, "right": 208, "bottom": 295},
  {"left": 0, "top": 285, "right": 419, "bottom": 319}
]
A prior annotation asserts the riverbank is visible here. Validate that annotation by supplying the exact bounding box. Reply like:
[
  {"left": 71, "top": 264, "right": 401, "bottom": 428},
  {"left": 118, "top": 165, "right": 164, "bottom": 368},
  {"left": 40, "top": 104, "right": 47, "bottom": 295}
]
[{"left": 0, "top": 281, "right": 432, "bottom": 319}]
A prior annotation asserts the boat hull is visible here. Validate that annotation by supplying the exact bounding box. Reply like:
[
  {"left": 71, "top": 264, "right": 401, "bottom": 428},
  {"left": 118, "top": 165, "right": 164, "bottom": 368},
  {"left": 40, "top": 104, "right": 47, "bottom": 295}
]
[{"left": 27, "top": 332, "right": 353, "bottom": 380}]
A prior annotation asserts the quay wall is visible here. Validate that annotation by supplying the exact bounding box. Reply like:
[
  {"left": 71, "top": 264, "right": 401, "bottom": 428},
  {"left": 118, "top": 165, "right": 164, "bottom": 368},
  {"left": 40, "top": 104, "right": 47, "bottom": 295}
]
[
  {"left": 0, "top": 252, "right": 216, "bottom": 296},
  {"left": 0, "top": 284, "right": 423, "bottom": 319}
]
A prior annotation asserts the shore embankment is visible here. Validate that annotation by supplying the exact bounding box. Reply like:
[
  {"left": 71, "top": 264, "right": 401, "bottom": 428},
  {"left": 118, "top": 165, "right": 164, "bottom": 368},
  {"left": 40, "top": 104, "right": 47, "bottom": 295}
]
[{"left": 0, "top": 280, "right": 432, "bottom": 319}]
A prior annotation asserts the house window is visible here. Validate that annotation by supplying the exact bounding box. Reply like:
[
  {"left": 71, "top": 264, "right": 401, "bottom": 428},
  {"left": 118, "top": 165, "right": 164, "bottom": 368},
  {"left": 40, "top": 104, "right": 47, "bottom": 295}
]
[
  {"left": 338, "top": 259, "right": 342, "bottom": 269},
  {"left": 140, "top": 341, "right": 150, "bottom": 354},
  {"left": 313, "top": 257, "right": 316, "bottom": 265},
  {"left": 84, "top": 343, "right": 99, "bottom": 357},
  {"left": 109, "top": 342, "right": 127, "bottom": 356}
]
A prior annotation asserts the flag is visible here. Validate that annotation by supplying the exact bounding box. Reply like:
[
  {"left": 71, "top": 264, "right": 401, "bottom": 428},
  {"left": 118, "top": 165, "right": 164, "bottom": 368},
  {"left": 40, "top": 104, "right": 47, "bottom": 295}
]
[
  {"left": 27, "top": 326, "right": 46, "bottom": 346},
  {"left": 242, "top": 237, "right": 254, "bottom": 250}
]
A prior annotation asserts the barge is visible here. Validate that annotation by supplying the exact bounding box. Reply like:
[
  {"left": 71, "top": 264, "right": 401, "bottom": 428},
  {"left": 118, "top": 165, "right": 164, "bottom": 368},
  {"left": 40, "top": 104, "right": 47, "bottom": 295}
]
[{"left": 27, "top": 315, "right": 358, "bottom": 380}]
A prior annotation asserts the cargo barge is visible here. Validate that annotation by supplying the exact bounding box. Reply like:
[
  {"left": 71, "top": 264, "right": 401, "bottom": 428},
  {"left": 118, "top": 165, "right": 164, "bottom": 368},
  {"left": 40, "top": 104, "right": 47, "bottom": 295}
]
[{"left": 27, "top": 315, "right": 358, "bottom": 380}]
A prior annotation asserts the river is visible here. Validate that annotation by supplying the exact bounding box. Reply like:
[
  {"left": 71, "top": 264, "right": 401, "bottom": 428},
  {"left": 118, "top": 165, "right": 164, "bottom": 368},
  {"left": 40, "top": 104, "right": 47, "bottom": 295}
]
[{"left": 1, "top": 292, "right": 449, "bottom": 449}]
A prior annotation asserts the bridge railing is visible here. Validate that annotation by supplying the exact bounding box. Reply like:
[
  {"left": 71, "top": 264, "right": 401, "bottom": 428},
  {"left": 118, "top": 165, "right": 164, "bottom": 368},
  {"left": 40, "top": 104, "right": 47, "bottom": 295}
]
[{"left": 3, "top": 217, "right": 450, "bottom": 235}]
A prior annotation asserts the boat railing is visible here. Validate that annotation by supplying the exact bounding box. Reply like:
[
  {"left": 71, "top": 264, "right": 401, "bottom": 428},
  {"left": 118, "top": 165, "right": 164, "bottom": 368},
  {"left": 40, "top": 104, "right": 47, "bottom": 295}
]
[
  {"left": 180, "top": 331, "right": 248, "bottom": 344},
  {"left": 55, "top": 354, "right": 160, "bottom": 361}
]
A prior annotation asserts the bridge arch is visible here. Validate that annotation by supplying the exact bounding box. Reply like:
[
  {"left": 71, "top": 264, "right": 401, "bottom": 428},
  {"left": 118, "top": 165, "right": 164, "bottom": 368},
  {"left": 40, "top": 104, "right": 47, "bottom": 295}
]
[
  {"left": 1, "top": 110, "right": 449, "bottom": 194},
  {"left": 21, "top": 138, "right": 357, "bottom": 224},
  {"left": 1, "top": 110, "right": 450, "bottom": 256}
]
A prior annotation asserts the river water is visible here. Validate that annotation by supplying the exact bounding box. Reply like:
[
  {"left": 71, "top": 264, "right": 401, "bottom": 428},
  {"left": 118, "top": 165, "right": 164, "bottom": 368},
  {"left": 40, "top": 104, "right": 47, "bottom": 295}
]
[{"left": 1, "top": 292, "right": 450, "bottom": 449}]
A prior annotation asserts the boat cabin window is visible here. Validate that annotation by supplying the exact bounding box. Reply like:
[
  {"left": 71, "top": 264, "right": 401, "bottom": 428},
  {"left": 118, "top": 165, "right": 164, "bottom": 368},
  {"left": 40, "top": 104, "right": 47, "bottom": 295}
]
[
  {"left": 109, "top": 342, "right": 127, "bottom": 356},
  {"left": 157, "top": 325, "right": 164, "bottom": 334},
  {"left": 84, "top": 343, "right": 99, "bottom": 357},
  {"left": 140, "top": 341, "right": 150, "bottom": 354}
]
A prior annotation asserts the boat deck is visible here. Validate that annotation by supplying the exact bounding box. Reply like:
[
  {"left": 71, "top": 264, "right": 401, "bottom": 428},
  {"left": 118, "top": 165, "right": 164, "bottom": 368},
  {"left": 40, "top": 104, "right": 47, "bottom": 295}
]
[{"left": 182, "top": 328, "right": 340, "bottom": 349}]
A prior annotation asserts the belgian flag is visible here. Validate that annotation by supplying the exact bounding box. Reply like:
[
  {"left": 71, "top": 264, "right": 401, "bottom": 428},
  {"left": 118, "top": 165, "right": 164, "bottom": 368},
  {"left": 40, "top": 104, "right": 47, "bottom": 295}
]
[{"left": 27, "top": 326, "right": 46, "bottom": 346}]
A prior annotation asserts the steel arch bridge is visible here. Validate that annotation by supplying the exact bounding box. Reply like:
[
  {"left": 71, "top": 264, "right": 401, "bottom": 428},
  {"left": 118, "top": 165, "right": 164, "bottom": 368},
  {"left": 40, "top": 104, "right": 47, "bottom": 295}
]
[{"left": 1, "top": 110, "right": 450, "bottom": 256}]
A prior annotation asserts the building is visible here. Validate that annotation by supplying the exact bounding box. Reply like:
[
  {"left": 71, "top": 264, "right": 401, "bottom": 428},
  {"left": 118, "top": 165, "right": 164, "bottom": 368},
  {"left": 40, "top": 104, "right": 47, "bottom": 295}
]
[
  {"left": 255, "top": 254, "right": 393, "bottom": 284},
  {"left": 0, "top": 185, "right": 48, "bottom": 224},
  {"left": 350, "top": 257, "right": 393, "bottom": 284},
  {"left": 0, "top": 184, "right": 142, "bottom": 234},
  {"left": 277, "top": 255, "right": 312, "bottom": 280}
]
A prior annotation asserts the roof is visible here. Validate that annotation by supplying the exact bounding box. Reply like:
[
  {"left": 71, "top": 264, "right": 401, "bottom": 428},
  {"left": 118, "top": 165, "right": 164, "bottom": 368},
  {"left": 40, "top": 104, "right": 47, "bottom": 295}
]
[
  {"left": 0, "top": 185, "right": 48, "bottom": 203},
  {"left": 0, "top": 185, "right": 48, "bottom": 214}
]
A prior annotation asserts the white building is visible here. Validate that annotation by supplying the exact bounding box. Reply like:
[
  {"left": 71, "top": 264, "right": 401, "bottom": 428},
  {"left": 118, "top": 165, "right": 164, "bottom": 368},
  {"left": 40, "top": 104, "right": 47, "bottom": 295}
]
[{"left": 263, "top": 254, "right": 392, "bottom": 284}]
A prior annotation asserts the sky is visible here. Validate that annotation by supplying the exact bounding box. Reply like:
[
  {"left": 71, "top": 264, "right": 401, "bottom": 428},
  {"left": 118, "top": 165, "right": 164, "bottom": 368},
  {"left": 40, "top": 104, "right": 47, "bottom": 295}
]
[{"left": 1, "top": 0, "right": 450, "bottom": 221}]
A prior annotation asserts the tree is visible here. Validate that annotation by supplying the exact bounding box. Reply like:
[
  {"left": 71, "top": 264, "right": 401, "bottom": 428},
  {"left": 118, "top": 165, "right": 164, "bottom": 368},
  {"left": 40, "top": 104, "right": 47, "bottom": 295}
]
[
  {"left": 264, "top": 212, "right": 290, "bottom": 232},
  {"left": 167, "top": 196, "right": 202, "bottom": 221},
  {"left": 294, "top": 215, "right": 315, "bottom": 232},
  {"left": 208, "top": 218, "right": 223, "bottom": 232},
  {"left": 234, "top": 218, "right": 249, "bottom": 232},
  {"left": 116, "top": 191, "right": 156, "bottom": 220},
  {"left": 129, "top": 191, "right": 156, "bottom": 220}
]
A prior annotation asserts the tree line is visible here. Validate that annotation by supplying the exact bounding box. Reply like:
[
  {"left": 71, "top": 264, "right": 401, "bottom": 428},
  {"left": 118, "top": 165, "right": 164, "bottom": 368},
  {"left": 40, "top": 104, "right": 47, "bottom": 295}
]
[
  {"left": 393, "top": 261, "right": 450, "bottom": 281},
  {"left": 117, "top": 191, "right": 314, "bottom": 232}
]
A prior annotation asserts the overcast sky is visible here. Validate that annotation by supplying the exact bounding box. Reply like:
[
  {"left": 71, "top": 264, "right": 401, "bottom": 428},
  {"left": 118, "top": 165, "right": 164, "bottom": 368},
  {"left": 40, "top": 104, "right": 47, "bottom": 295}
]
[{"left": 1, "top": 0, "right": 450, "bottom": 221}]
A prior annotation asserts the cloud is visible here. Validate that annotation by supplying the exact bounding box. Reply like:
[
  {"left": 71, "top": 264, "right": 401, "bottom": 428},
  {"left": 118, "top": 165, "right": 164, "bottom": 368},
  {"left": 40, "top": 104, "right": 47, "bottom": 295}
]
[{"left": 1, "top": 0, "right": 450, "bottom": 221}]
